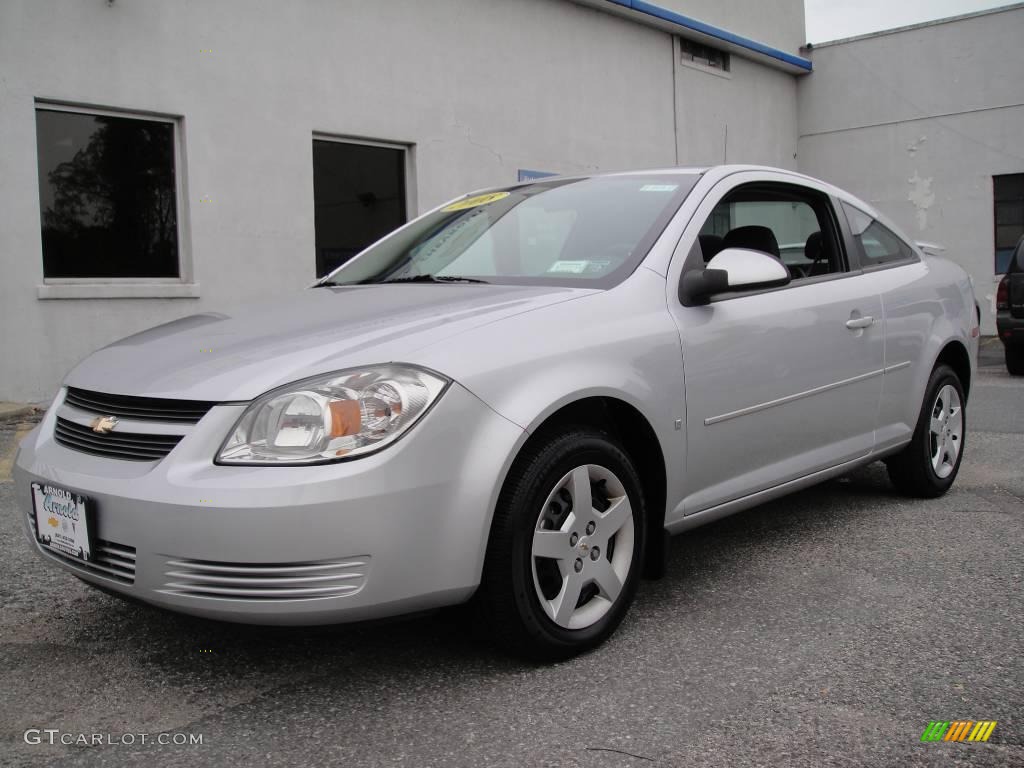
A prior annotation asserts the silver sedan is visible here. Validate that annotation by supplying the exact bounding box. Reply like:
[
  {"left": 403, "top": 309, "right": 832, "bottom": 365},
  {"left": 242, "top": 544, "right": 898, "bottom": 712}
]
[{"left": 15, "top": 165, "right": 979, "bottom": 659}]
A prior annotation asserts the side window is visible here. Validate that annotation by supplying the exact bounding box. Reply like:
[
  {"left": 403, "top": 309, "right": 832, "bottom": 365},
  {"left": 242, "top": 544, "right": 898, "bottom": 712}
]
[
  {"left": 842, "top": 202, "right": 917, "bottom": 268},
  {"left": 697, "top": 184, "right": 844, "bottom": 281}
]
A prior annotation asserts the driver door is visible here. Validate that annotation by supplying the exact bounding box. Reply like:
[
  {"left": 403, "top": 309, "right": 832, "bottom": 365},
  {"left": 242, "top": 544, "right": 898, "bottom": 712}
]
[{"left": 667, "top": 174, "right": 884, "bottom": 514}]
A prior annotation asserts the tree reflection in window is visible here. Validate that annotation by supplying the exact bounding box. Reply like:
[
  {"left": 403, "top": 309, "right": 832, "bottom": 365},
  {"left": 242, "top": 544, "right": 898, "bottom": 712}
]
[{"left": 36, "top": 109, "right": 179, "bottom": 278}]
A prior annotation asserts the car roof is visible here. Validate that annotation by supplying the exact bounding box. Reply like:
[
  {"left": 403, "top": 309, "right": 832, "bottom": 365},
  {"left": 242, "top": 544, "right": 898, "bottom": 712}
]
[
  {"left": 503, "top": 165, "right": 874, "bottom": 207},
  {"left": 474, "top": 164, "right": 890, "bottom": 234}
]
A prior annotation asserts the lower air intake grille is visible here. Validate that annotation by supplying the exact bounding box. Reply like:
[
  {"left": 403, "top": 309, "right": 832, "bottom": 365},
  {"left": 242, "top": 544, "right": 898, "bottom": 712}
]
[
  {"left": 54, "top": 417, "right": 182, "bottom": 462},
  {"left": 80, "top": 540, "right": 137, "bottom": 584},
  {"left": 160, "top": 557, "right": 371, "bottom": 601},
  {"left": 29, "top": 513, "right": 137, "bottom": 585}
]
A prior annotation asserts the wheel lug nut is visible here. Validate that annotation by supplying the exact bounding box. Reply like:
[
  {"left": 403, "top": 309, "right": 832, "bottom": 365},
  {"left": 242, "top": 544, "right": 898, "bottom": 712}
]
[
  {"left": 574, "top": 558, "right": 583, "bottom": 573},
  {"left": 569, "top": 533, "right": 579, "bottom": 546},
  {"left": 590, "top": 547, "right": 600, "bottom": 560},
  {"left": 586, "top": 522, "right": 596, "bottom": 535}
]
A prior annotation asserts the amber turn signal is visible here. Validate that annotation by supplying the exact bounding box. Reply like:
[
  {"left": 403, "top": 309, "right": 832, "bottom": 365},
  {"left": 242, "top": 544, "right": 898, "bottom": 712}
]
[{"left": 329, "top": 399, "right": 362, "bottom": 437}]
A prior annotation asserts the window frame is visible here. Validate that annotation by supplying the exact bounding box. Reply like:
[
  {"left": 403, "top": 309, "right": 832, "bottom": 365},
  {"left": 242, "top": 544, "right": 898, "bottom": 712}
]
[
  {"left": 34, "top": 100, "right": 195, "bottom": 300},
  {"left": 311, "top": 132, "right": 417, "bottom": 278}
]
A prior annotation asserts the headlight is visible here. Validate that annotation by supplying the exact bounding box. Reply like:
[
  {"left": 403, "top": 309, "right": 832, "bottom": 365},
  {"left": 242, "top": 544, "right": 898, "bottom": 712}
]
[{"left": 216, "top": 365, "right": 449, "bottom": 465}]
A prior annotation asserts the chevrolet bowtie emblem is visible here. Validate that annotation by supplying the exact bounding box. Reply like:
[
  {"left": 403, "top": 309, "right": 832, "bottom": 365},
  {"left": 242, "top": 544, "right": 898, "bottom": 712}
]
[{"left": 90, "top": 415, "right": 119, "bottom": 434}]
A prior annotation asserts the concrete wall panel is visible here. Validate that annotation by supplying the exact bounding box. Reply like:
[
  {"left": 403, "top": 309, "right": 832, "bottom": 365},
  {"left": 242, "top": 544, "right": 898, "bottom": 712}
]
[{"left": 798, "top": 6, "right": 1024, "bottom": 333}]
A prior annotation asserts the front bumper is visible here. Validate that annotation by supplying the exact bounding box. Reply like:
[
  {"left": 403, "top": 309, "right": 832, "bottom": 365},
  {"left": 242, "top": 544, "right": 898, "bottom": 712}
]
[{"left": 14, "top": 383, "right": 524, "bottom": 625}]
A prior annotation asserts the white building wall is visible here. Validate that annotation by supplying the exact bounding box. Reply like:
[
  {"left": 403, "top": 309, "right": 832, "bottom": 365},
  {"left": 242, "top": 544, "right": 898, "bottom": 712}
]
[
  {"left": 0, "top": 0, "right": 802, "bottom": 402},
  {"left": 797, "top": 4, "right": 1024, "bottom": 333},
  {"left": 675, "top": 52, "right": 798, "bottom": 169}
]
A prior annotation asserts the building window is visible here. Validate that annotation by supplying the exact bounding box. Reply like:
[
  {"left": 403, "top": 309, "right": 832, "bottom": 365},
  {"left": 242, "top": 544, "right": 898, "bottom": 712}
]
[
  {"left": 313, "top": 138, "right": 408, "bottom": 278},
  {"left": 995, "top": 174, "right": 1024, "bottom": 274},
  {"left": 35, "top": 106, "right": 180, "bottom": 279},
  {"left": 679, "top": 37, "right": 730, "bottom": 72}
]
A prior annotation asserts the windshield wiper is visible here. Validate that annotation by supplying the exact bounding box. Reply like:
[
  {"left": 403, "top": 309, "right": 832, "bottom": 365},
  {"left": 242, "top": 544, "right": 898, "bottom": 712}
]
[
  {"left": 314, "top": 280, "right": 342, "bottom": 288},
  {"left": 376, "top": 275, "right": 490, "bottom": 284}
]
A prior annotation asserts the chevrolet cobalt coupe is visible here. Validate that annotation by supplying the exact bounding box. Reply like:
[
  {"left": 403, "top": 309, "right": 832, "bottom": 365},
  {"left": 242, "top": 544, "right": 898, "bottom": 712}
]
[{"left": 16, "top": 166, "right": 979, "bottom": 659}]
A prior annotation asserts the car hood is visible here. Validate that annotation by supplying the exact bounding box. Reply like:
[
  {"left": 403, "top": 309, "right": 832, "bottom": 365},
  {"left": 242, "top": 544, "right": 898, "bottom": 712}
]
[{"left": 64, "top": 284, "right": 596, "bottom": 401}]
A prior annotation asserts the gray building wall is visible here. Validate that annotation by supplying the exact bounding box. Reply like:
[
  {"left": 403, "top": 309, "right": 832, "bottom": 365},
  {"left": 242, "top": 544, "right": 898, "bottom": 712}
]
[
  {"left": 797, "top": 4, "right": 1024, "bottom": 333},
  {"left": 0, "top": 0, "right": 802, "bottom": 403},
  {"left": 675, "top": 51, "right": 798, "bottom": 168}
]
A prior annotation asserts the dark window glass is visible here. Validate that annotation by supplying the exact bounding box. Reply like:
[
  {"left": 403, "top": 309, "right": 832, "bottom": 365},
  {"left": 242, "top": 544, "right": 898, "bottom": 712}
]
[
  {"left": 842, "top": 202, "right": 916, "bottom": 267},
  {"left": 313, "top": 140, "right": 407, "bottom": 278},
  {"left": 679, "top": 38, "right": 730, "bottom": 71},
  {"left": 995, "top": 173, "right": 1024, "bottom": 273},
  {"left": 35, "top": 109, "right": 179, "bottom": 278}
]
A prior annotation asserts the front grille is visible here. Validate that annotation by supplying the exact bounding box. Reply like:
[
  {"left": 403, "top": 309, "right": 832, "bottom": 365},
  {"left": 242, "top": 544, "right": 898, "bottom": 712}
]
[
  {"left": 54, "top": 416, "right": 182, "bottom": 462},
  {"left": 28, "top": 511, "right": 136, "bottom": 584},
  {"left": 65, "top": 387, "right": 217, "bottom": 424},
  {"left": 160, "top": 556, "right": 371, "bottom": 601}
]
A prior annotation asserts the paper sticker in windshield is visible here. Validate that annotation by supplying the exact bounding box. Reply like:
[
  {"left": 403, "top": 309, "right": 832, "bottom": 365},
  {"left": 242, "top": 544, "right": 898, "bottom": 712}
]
[
  {"left": 548, "top": 260, "right": 592, "bottom": 274},
  {"left": 548, "top": 261, "right": 589, "bottom": 274},
  {"left": 442, "top": 191, "right": 511, "bottom": 212},
  {"left": 548, "top": 260, "right": 612, "bottom": 275},
  {"left": 640, "top": 184, "right": 678, "bottom": 193}
]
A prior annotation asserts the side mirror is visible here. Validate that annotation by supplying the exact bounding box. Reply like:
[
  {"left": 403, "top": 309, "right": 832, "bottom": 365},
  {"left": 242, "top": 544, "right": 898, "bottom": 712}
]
[{"left": 679, "top": 247, "right": 790, "bottom": 305}]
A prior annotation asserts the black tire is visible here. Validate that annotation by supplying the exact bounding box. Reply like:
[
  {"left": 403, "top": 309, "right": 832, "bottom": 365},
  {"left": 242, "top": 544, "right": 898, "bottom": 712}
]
[
  {"left": 1006, "top": 345, "right": 1024, "bottom": 376},
  {"left": 476, "top": 427, "right": 647, "bottom": 661},
  {"left": 886, "top": 364, "right": 966, "bottom": 498}
]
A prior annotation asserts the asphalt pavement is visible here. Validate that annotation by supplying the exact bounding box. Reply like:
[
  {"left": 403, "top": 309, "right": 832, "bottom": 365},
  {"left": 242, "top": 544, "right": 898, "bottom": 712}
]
[{"left": 1, "top": 341, "right": 1021, "bottom": 767}]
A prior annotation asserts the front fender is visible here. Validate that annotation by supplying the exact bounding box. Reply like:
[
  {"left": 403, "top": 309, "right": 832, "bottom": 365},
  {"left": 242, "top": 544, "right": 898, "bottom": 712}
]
[{"left": 412, "top": 268, "right": 686, "bottom": 522}]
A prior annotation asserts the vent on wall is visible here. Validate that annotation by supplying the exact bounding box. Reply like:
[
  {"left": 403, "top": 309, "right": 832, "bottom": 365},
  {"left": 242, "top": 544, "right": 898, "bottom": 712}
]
[{"left": 680, "top": 37, "right": 731, "bottom": 72}]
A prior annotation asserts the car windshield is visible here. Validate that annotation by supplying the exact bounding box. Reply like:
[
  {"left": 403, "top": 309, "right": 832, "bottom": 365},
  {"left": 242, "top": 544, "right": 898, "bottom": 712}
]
[{"left": 319, "top": 174, "right": 699, "bottom": 288}]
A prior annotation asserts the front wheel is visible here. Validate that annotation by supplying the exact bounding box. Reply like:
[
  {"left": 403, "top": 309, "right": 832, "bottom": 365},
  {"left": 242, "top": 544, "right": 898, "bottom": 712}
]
[
  {"left": 886, "top": 364, "right": 965, "bottom": 497},
  {"left": 477, "top": 428, "right": 647, "bottom": 661}
]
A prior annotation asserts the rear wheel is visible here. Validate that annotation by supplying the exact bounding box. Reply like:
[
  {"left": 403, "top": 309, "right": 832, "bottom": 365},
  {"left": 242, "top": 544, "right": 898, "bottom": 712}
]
[
  {"left": 886, "top": 364, "right": 965, "bottom": 498},
  {"left": 1006, "top": 345, "right": 1024, "bottom": 376},
  {"left": 477, "top": 428, "right": 646, "bottom": 661}
]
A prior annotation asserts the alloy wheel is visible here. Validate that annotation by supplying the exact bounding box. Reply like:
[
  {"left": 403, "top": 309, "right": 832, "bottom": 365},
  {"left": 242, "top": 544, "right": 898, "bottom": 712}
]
[
  {"left": 530, "top": 464, "right": 634, "bottom": 630},
  {"left": 928, "top": 384, "right": 963, "bottom": 479}
]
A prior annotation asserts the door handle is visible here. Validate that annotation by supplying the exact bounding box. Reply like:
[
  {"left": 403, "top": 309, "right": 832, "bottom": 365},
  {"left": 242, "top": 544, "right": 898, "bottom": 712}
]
[{"left": 845, "top": 315, "right": 875, "bottom": 330}]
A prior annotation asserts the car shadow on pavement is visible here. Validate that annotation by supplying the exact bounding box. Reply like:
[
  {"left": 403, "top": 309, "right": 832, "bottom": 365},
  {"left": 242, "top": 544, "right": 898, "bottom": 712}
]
[{"left": 57, "top": 460, "right": 901, "bottom": 682}]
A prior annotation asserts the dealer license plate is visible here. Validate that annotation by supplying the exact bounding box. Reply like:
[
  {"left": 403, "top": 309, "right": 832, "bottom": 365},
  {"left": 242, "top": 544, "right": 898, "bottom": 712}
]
[{"left": 31, "top": 482, "right": 94, "bottom": 562}]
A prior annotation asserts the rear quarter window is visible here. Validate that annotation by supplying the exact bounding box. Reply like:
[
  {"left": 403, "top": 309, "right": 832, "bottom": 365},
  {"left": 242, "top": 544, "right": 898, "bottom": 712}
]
[{"left": 842, "top": 202, "right": 918, "bottom": 268}]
